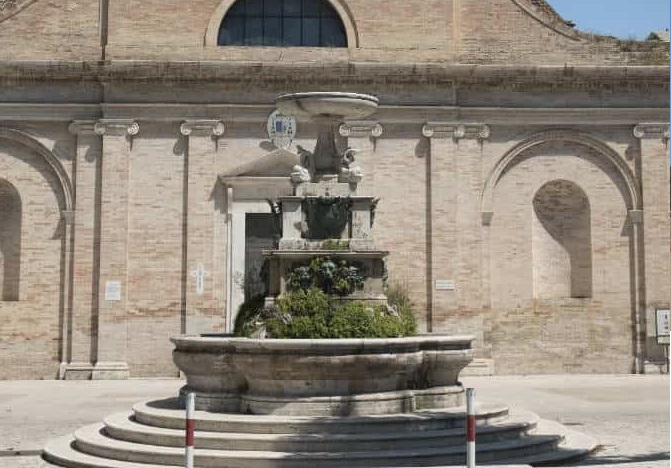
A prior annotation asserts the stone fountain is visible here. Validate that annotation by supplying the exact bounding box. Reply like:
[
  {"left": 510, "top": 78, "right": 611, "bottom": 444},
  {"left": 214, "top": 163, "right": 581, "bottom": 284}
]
[
  {"left": 173, "top": 92, "right": 475, "bottom": 416},
  {"left": 42, "top": 92, "right": 597, "bottom": 468}
]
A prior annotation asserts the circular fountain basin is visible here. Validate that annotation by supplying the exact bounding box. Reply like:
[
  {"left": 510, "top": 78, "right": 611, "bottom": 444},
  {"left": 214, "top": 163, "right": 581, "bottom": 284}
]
[
  {"left": 172, "top": 335, "right": 474, "bottom": 416},
  {"left": 276, "top": 92, "right": 379, "bottom": 119}
]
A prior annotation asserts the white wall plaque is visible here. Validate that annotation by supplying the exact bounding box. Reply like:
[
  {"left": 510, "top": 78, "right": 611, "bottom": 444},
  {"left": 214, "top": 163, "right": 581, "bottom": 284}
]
[
  {"left": 105, "top": 281, "right": 122, "bottom": 301},
  {"left": 435, "top": 279, "right": 456, "bottom": 291},
  {"left": 656, "top": 308, "right": 670, "bottom": 345}
]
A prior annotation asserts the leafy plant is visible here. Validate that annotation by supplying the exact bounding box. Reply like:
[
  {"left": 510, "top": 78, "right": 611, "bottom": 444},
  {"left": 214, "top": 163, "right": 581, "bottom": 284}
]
[{"left": 234, "top": 273, "right": 418, "bottom": 340}]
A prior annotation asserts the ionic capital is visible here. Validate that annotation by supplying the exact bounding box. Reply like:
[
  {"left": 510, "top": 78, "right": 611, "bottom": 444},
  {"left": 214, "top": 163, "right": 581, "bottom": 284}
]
[
  {"left": 68, "top": 120, "right": 98, "bottom": 136},
  {"left": 422, "top": 122, "right": 490, "bottom": 140},
  {"left": 339, "top": 121, "right": 383, "bottom": 138},
  {"left": 180, "top": 120, "right": 225, "bottom": 137},
  {"left": 94, "top": 119, "right": 140, "bottom": 137},
  {"left": 633, "top": 123, "right": 669, "bottom": 141}
]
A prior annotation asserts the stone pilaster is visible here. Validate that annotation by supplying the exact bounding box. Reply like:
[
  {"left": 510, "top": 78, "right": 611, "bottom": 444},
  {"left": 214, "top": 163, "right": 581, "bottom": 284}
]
[
  {"left": 180, "top": 120, "right": 224, "bottom": 334},
  {"left": 634, "top": 123, "right": 671, "bottom": 373},
  {"left": 91, "top": 119, "right": 138, "bottom": 379},
  {"left": 62, "top": 121, "right": 100, "bottom": 379},
  {"left": 339, "top": 120, "right": 383, "bottom": 190},
  {"left": 422, "top": 123, "right": 459, "bottom": 332},
  {"left": 422, "top": 122, "right": 491, "bottom": 372}
]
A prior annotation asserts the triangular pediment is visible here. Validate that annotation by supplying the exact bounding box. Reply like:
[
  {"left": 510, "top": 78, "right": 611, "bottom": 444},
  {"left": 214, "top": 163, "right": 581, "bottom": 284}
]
[{"left": 222, "top": 148, "right": 300, "bottom": 178}]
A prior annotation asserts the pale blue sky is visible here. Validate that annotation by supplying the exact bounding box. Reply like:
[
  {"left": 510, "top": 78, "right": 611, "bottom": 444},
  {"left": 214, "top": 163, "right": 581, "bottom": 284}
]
[{"left": 547, "top": 0, "right": 670, "bottom": 40}]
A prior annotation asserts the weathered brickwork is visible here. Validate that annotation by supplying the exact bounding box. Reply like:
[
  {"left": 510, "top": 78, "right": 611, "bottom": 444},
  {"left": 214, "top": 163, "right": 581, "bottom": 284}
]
[{"left": 0, "top": 0, "right": 668, "bottom": 378}]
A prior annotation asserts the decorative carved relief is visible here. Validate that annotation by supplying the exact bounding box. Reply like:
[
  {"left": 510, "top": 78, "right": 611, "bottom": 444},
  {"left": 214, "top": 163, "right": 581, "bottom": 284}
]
[
  {"left": 633, "top": 123, "right": 670, "bottom": 141},
  {"left": 339, "top": 121, "right": 383, "bottom": 138},
  {"left": 94, "top": 120, "right": 140, "bottom": 137},
  {"left": 422, "top": 122, "right": 490, "bottom": 141},
  {"left": 180, "top": 120, "right": 225, "bottom": 137}
]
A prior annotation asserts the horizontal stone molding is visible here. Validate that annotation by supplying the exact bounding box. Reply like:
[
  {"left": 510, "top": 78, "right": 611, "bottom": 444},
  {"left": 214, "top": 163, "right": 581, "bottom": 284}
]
[
  {"left": 180, "top": 120, "right": 225, "bottom": 137},
  {"left": 422, "top": 122, "right": 490, "bottom": 140},
  {"left": 68, "top": 120, "right": 98, "bottom": 136},
  {"left": 1, "top": 62, "right": 667, "bottom": 89},
  {"left": 4, "top": 104, "right": 665, "bottom": 126},
  {"left": 633, "top": 123, "right": 670, "bottom": 140},
  {"left": 94, "top": 119, "right": 140, "bottom": 137},
  {"left": 339, "top": 121, "right": 383, "bottom": 138}
]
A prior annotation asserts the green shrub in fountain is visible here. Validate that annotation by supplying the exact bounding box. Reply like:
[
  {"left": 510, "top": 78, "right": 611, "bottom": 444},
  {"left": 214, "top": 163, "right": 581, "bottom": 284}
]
[{"left": 233, "top": 286, "right": 417, "bottom": 339}]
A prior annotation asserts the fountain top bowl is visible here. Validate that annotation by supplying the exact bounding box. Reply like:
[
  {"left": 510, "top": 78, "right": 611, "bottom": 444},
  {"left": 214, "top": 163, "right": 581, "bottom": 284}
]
[{"left": 276, "top": 92, "right": 379, "bottom": 120}]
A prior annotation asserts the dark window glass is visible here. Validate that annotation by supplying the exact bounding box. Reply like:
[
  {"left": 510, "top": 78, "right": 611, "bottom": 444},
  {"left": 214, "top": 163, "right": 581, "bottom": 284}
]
[
  {"left": 264, "top": 16, "right": 282, "bottom": 45},
  {"left": 246, "top": 0, "right": 263, "bottom": 15},
  {"left": 245, "top": 17, "right": 264, "bottom": 45},
  {"left": 303, "top": 0, "right": 320, "bottom": 16},
  {"left": 218, "top": 0, "right": 347, "bottom": 47},
  {"left": 265, "top": 0, "right": 282, "bottom": 16},
  {"left": 283, "top": 17, "right": 302, "bottom": 45},
  {"left": 321, "top": 16, "right": 346, "bottom": 46},
  {"left": 302, "top": 17, "right": 320, "bottom": 45},
  {"left": 283, "top": 0, "right": 301, "bottom": 16}
]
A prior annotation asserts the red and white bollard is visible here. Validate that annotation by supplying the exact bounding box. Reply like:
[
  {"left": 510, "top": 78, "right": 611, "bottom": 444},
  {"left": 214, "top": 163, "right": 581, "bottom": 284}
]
[
  {"left": 466, "top": 388, "right": 476, "bottom": 468},
  {"left": 185, "top": 392, "right": 195, "bottom": 468}
]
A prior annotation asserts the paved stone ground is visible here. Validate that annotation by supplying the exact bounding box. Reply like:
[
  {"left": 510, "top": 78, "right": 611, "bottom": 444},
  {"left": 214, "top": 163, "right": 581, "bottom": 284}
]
[
  {"left": 0, "top": 375, "right": 667, "bottom": 467},
  {"left": 461, "top": 374, "right": 670, "bottom": 468}
]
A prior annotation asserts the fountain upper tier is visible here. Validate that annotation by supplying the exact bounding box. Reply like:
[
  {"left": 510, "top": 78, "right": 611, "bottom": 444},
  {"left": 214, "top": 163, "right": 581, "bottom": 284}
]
[{"left": 276, "top": 92, "right": 379, "bottom": 120}]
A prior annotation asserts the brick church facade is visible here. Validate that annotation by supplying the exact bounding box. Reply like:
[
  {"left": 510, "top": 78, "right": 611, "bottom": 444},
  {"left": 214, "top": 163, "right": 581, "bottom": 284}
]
[{"left": 0, "top": 0, "right": 668, "bottom": 378}]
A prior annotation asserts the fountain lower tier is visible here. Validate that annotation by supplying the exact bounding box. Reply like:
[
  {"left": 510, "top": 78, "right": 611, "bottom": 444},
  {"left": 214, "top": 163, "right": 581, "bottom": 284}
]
[{"left": 171, "top": 335, "right": 475, "bottom": 416}]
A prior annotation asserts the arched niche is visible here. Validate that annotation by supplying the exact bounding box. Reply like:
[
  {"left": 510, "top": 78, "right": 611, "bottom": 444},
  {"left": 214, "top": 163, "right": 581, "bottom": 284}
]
[
  {"left": 0, "top": 179, "right": 22, "bottom": 301},
  {"left": 481, "top": 130, "right": 640, "bottom": 216},
  {"left": 532, "top": 179, "right": 592, "bottom": 299},
  {"left": 204, "top": 0, "right": 359, "bottom": 48},
  {"left": 0, "top": 128, "right": 73, "bottom": 214}
]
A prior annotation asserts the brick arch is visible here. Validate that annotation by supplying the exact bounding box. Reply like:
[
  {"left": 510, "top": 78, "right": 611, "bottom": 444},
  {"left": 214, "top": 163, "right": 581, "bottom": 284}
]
[
  {"left": 0, "top": 127, "right": 73, "bottom": 213},
  {"left": 204, "top": 0, "right": 359, "bottom": 48},
  {"left": 481, "top": 130, "right": 640, "bottom": 217}
]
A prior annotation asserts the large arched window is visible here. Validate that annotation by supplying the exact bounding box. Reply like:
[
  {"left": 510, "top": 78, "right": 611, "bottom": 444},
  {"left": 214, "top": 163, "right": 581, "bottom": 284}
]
[{"left": 218, "top": 0, "right": 347, "bottom": 47}]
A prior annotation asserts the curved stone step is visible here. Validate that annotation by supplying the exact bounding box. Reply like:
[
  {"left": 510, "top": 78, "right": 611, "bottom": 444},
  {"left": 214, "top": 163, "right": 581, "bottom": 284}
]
[
  {"left": 103, "top": 410, "right": 538, "bottom": 452},
  {"left": 68, "top": 422, "right": 563, "bottom": 467},
  {"left": 500, "top": 419, "right": 598, "bottom": 466},
  {"left": 42, "top": 435, "right": 180, "bottom": 468},
  {"left": 133, "top": 398, "right": 510, "bottom": 434}
]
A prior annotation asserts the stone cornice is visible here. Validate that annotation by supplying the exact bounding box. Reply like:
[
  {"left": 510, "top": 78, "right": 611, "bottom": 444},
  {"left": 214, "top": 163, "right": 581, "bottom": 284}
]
[
  {"left": 633, "top": 123, "right": 670, "bottom": 140},
  {"left": 422, "top": 122, "right": 490, "bottom": 140},
  {"left": 180, "top": 120, "right": 225, "bottom": 137},
  {"left": 94, "top": 119, "right": 140, "bottom": 137},
  {"left": 0, "top": 61, "right": 667, "bottom": 88},
  {"left": 339, "top": 121, "right": 383, "bottom": 138},
  {"left": 1, "top": 104, "right": 668, "bottom": 127}
]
